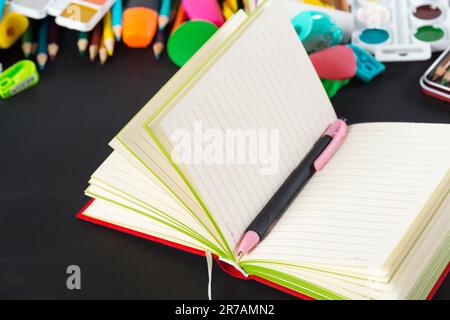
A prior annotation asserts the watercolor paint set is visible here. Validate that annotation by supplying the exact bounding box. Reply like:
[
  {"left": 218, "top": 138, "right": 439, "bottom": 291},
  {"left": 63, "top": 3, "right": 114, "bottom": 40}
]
[
  {"left": 420, "top": 46, "right": 450, "bottom": 103},
  {"left": 350, "top": 0, "right": 450, "bottom": 62},
  {"left": 10, "top": 0, "right": 115, "bottom": 32}
]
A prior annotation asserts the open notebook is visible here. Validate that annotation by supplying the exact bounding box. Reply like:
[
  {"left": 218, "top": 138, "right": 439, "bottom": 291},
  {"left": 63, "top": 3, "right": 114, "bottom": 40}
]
[{"left": 78, "top": 1, "right": 450, "bottom": 300}]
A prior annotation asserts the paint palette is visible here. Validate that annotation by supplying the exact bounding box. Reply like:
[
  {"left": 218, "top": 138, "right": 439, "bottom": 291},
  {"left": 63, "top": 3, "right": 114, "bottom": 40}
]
[
  {"left": 350, "top": 0, "right": 450, "bottom": 62},
  {"left": 10, "top": 0, "right": 115, "bottom": 32}
]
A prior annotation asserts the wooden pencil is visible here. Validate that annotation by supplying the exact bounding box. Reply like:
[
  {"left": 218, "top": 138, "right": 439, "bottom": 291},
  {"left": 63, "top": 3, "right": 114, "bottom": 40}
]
[
  {"left": 78, "top": 32, "right": 89, "bottom": 56},
  {"left": 159, "top": 0, "right": 171, "bottom": 31},
  {"left": 112, "top": 0, "right": 123, "bottom": 41},
  {"left": 99, "top": 33, "right": 108, "bottom": 65},
  {"left": 103, "top": 11, "right": 115, "bottom": 56},
  {"left": 170, "top": 2, "right": 186, "bottom": 34},
  {"left": 48, "top": 19, "right": 59, "bottom": 61},
  {"left": 431, "top": 56, "right": 450, "bottom": 81},
  {"left": 37, "top": 19, "right": 49, "bottom": 71},
  {"left": 89, "top": 24, "right": 102, "bottom": 62},
  {"left": 22, "top": 24, "right": 33, "bottom": 58}
]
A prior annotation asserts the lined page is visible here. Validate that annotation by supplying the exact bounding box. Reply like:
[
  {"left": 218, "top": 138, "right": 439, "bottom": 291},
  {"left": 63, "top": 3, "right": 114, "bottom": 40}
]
[
  {"left": 153, "top": 1, "right": 336, "bottom": 248},
  {"left": 245, "top": 123, "right": 450, "bottom": 267}
]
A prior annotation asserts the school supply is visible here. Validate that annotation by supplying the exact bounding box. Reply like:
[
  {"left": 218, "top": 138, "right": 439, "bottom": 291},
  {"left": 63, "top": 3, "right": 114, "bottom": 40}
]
[
  {"left": 37, "top": 19, "right": 48, "bottom": 71},
  {"left": 0, "top": 0, "right": 6, "bottom": 21},
  {"left": 292, "top": 10, "right": 343, "bottom": 53},
  {"left": 112, "top": 0, "right": 122, "bottom": 41},
  {"left": 348, "top": 44, "right": 385, "bottom": 82},
  {"left": 283, "top": 0, "right": 353, "bottom": 42},
  {"left": 78, "top": 1, "right": 450, "bottom": 300},
  {"left": 122, "top": 0, "right": 159, "bottom": 48},
  {"left": 0, "top": 60, "right": 39, "bottom": 99},
  {"left": 309, "top": 45, "right": 356, "bottom": 80},
  {"left": 99, "top": 31, "right": 108, "bottom": 64},
  {"left": 21, "top": 23, "right": 33, "bottom": 57},
  {"left": 10, "top": 0, "right": 115, "bottom": 32},
  {"left": 167, "top": 20, "right": 218, "bottom": 67},
  {"left": 103, "top": 10, "right": 114, "bottom": 55},
  {"left": 350, "top": 0, "right": 450, "bottom": 62},
  {"left": 0, "top": 11, "right": 29, "bottom": 49},
  {"left": 170, "top": 1, "right": 185, "bottom": 33},
  {"left": 321, "top": 78, "right": 350, "bottom": 97},
  {"left": 182, "top": 0, "right": 224, "bottom": 27},
  {"left": 78, "top": 31, "right": 89, "bottom": 55},
  {"left": 154, "top": 0, "right": 178, "bottom": 60},
  {"left": 48, "top": 19, "right": 59, "bottom": 60},
  {"left": 159, "top": 0, "right": 171, "bottom": 30},
  {"left": 420, "top": 47, "right": 450, "bottom": 103},
  {"left": 89, "top": 23, "right": 101, "bottom": 61}
]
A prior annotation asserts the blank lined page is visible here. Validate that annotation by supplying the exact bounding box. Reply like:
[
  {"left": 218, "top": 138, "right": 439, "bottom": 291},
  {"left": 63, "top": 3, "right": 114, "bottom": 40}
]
[
  {"left": 245, "top": 123, "right": 450, "bottom": 267},
  {"left": 152, "top": 1, "right": 337, "bottom": 248}
]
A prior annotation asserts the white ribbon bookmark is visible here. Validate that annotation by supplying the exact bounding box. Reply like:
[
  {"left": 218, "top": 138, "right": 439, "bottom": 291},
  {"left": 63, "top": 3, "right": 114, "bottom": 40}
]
[{"left": 206, "top": 251, "right": 213, "bottom": 300}]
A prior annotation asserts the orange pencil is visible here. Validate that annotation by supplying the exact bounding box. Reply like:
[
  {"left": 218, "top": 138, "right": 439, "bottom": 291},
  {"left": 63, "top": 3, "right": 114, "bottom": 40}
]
[
  {"left": 89, "top": 24, "right": 102, "bottom": 62},
  {"left": 170, "top": 2, "right": 186, "bottom": 34}
]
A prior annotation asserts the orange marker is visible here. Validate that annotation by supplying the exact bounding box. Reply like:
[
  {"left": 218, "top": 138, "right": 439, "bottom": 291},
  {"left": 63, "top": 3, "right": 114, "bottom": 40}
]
[{"left": 122, "top": 0, "right": 160, "bottom": 48}]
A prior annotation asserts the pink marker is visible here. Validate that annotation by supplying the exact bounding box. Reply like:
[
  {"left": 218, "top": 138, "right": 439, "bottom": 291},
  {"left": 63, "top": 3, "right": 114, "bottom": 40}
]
[
  {"left": 182, "top": 0, "right": 224, "bottom": 27},
  {"left": 236, "top": 119, "right": 348, "bottom": 260}
]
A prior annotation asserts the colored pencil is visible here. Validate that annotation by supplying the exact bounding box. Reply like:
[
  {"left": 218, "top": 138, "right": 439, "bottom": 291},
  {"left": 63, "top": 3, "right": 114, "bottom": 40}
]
[
  {"left": 431, "top": 56, "right": 450, "bottom": 81},
  {"left": 89, "top": 24, "right": 102, "bottom": 62},
  {"left": 170, "top": 2, "right": 186, "bottom": 34},
  {"left": 103, "top": 11, "right": 115, "bottom": 56},
  {"left": 159, "top": 0, "right": 171, "bottom": 31},
  {"left": 37, "top": 19, "right": 49, "bottom": 71},
  {"left": 112, "top": 0, "right": 123, "bottom": 41},
  {"left": 99, "top": 33, "right": 108, "bottom": 65},
  {"left": 0, "top": 0, "right": 6, "bottom": 22},
  {"left": 48, "top": 20, "right": 59, "bottom": 61},
  {"left": 22, "top": 24, "right": 33, "bottom": 58},
  {"left": 153, "top": 20, "right": 171, "bottom": 60},
  {"left": 441, "top": 71, "right": 450, "bottom": 86},
  {"left": 225, "top": 0, "right": 238, "bottom": 12},
  {"left": 78, "top": 32, "right": 89, "bottom": 56},
  {"left": 31, "top": 21, "right": 39, "bottom": 56}
]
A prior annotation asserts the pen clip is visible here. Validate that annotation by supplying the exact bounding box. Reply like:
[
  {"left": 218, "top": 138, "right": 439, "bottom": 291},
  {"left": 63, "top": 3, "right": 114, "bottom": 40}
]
[{"left": 314, "top": 119, "right": 348, "bottom": 171}]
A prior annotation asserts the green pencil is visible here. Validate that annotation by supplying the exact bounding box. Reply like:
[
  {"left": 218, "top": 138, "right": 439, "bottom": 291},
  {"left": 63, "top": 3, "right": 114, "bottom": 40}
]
[
  {"left": 78, "top": 31, "right": 89, "bottom": 56},
  {"left": 37, "top": 19, "right": 49, "bottom": 71},
  {"left": 22, "top": 24, "right": 33, "bottom": 58}
]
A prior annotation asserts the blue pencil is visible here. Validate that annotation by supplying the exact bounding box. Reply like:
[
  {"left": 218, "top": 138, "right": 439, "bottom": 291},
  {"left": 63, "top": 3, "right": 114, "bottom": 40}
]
[
  {"left": 112, "top": 0, "right": 123, "bottom": 41},
  {"left": 37, "top": 19, "right": 49, "bottom": 71},
  {"left": 0, "top": 0, "right": 6, "bottom": 22},
  {"left": 159, "top": 0, "right": 171, "bottom": 30}
]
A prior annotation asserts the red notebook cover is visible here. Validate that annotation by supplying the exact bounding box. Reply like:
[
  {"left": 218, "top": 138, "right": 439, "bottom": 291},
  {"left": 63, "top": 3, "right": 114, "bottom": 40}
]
[{"left": 76, "top": 199, "right": 448, "bottom": 300}]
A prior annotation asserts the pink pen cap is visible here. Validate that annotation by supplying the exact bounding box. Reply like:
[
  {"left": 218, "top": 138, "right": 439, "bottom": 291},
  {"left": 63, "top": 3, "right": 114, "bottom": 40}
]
[{"left": 314, "top": 119, "right": 348, "bottom": 171}]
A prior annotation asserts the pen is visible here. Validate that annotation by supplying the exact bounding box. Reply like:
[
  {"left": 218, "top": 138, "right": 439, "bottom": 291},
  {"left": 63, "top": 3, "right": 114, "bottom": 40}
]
[{"left": 236, "top": 119, "right": 348, "bottom": 260}]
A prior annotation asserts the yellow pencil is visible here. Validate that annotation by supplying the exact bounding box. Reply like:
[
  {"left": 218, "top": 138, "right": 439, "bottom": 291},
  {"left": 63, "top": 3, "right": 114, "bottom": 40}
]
[
  {"left": 224, "top": 0, "right": 238, "bottom": 12},
  {"left": 99, "top": 33, "right": 108, "bottom": 65},
  {"left": 103, "top": 11, "right": 115, "bottom": 56}
]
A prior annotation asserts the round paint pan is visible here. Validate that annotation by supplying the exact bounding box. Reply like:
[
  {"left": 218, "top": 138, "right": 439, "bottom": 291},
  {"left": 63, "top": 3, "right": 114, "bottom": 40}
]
[
  {"left": 414, "top": 25, "right": 446, "bottom": 43},
  {"left": 356, "top": 5, "right": 391, "bottom": 29},
  {"left": 410, "top": 4, "right": 445, "bottom": 26},
  {"left": 167, "top": 20, "right": 218, "bottom": 67},
  {"left": 358, "top": 28, "right": 390, "bottom": 45}
]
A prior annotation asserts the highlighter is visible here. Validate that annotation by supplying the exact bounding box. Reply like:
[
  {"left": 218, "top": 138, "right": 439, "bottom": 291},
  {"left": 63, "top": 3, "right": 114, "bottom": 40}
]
[{"left": 123, "top": 0, "right": 160, "bottom": 48}]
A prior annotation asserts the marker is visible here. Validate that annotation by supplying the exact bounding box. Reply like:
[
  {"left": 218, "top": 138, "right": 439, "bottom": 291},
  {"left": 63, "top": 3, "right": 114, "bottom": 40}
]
[
  {"left": 159, "top": 0, "right": 171, "bottom": 30},
  {"left": 236, "top": 119, "right": 348, "bottom": 260},
  {"left": 22, "top": 24, "right": 33, "bottom": 58},
  {"left": 103, "top": 11, "right": 115, "bottom": 56},
  {"left": 89, "top": 24, "right": 102, "bottom": 62},
  {"left": 78, "top": 32, "right": 89, "bottom": 56},
  {"left": 48, "top": 20, "right": 59, "bottom": 61},
  {"left": 123, "top": 0, "right": 160, "bottom": 48},
  {"left": 112, "top": 0, "right": 123, "bottom": 41},
  {"left": 37, "top": 19, "right": 49, "bottom": 71}
]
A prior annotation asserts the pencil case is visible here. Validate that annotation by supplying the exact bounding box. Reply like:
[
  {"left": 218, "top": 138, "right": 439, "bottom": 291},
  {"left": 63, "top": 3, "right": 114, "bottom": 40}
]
[{"left": 420, "top": 47, "right": 450, "bottom": 103}]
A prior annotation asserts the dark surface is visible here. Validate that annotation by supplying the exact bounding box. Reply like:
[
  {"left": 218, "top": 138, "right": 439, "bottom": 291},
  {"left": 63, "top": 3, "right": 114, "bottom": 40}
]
[{"left": 0, "top": 29, "right": 449, "bottom": 300}]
